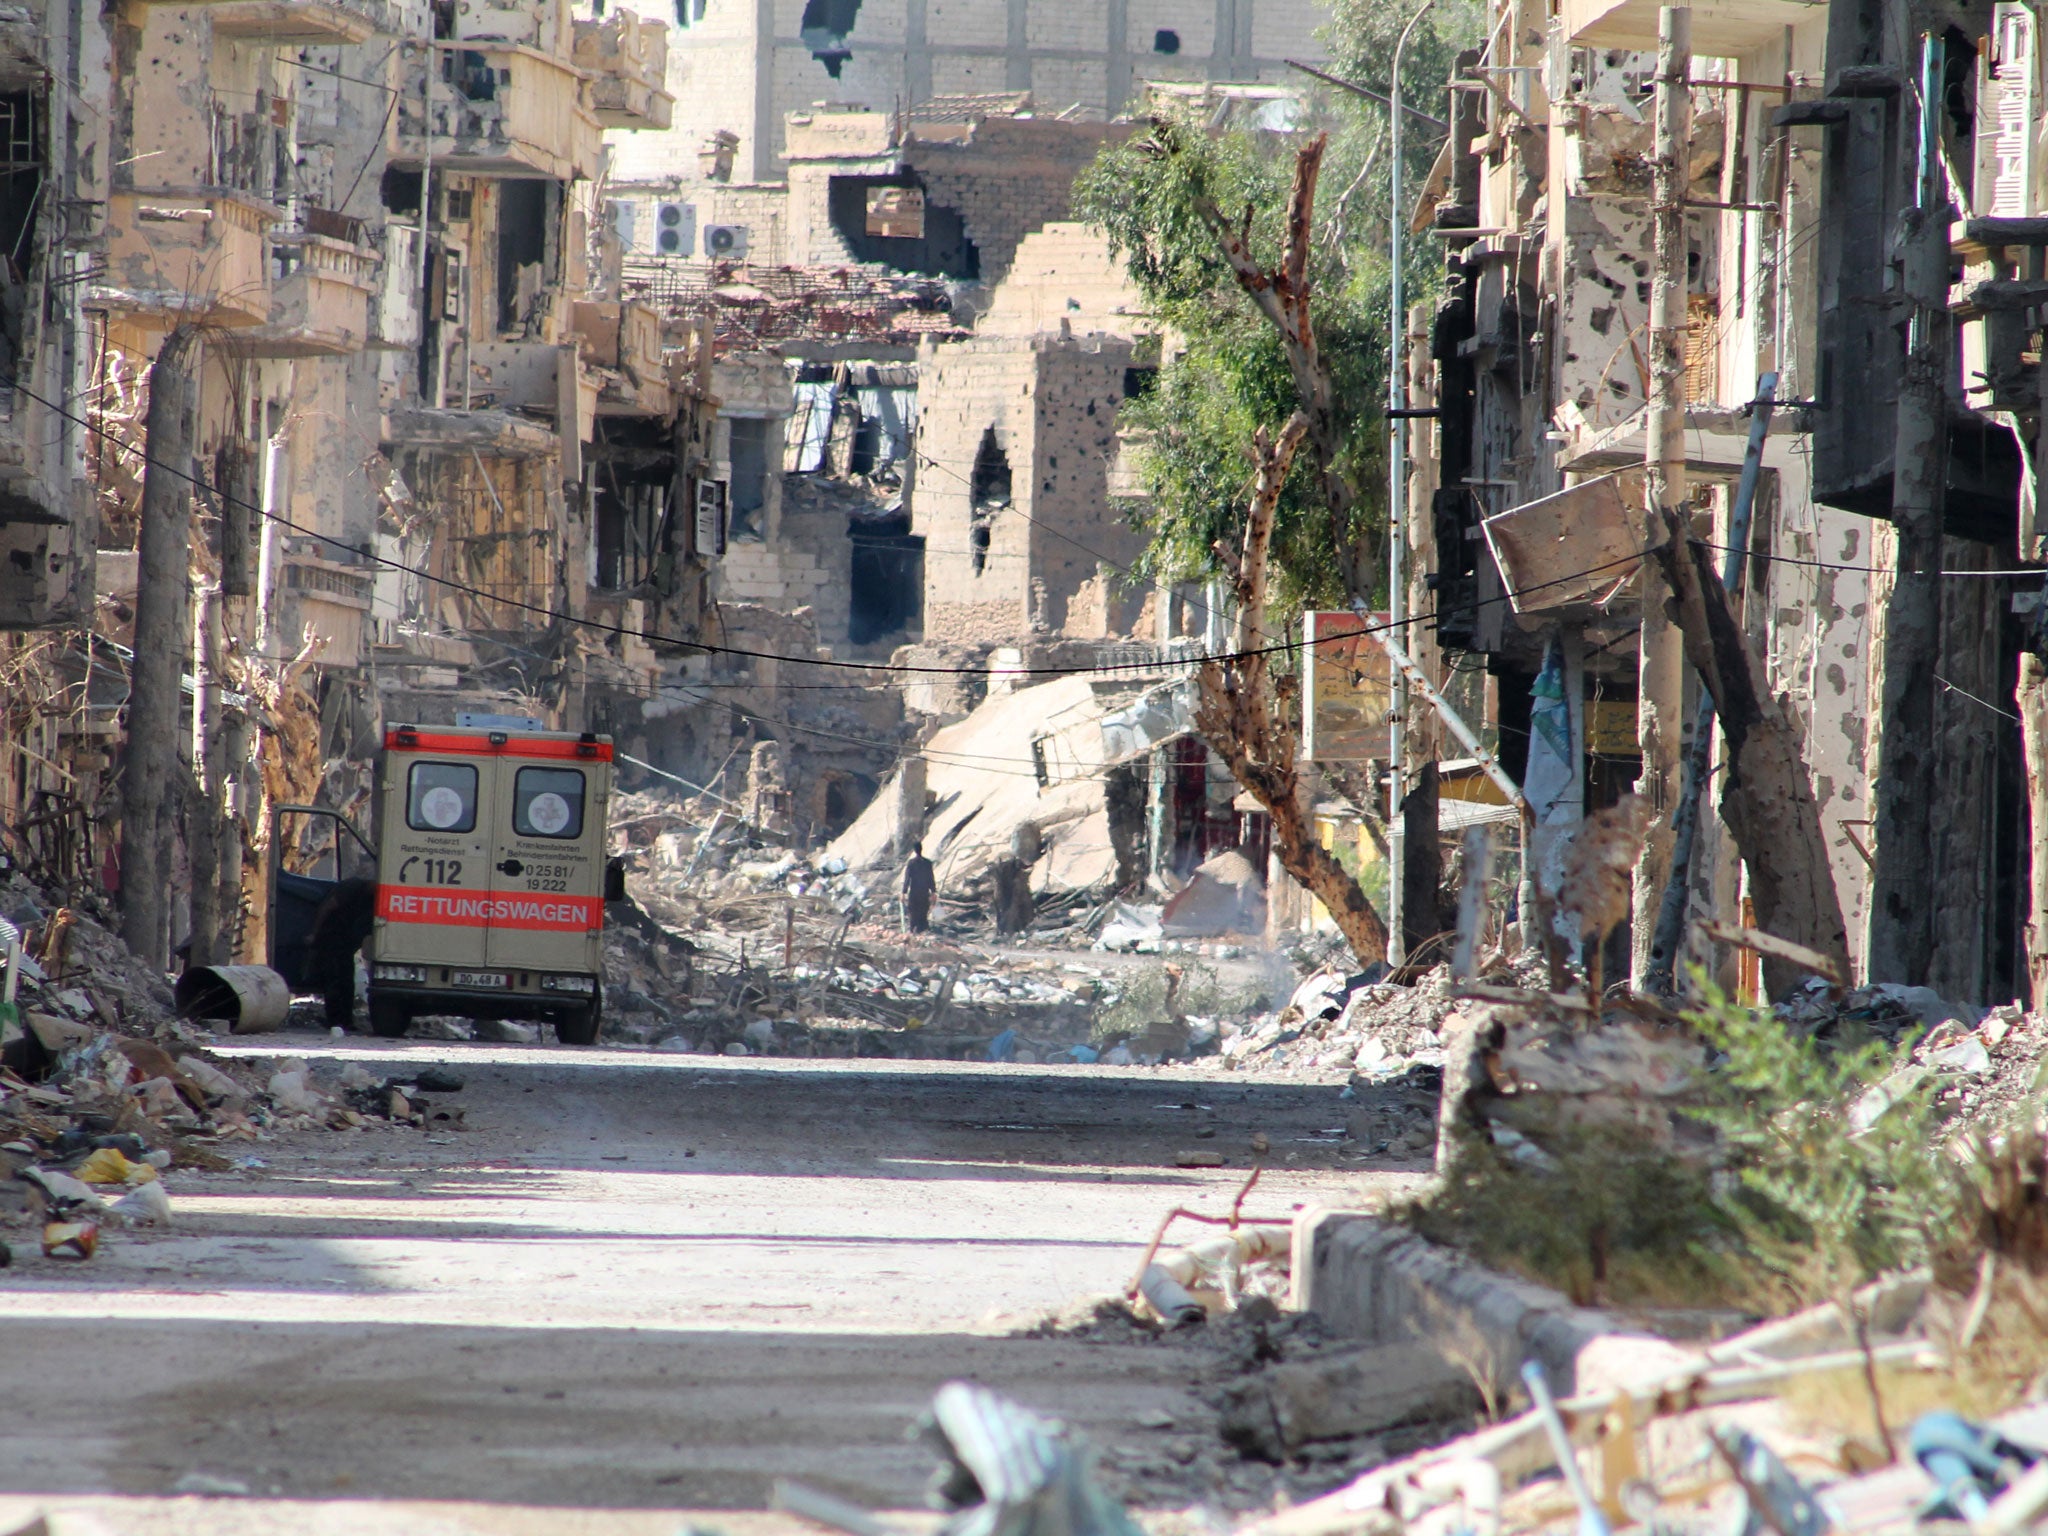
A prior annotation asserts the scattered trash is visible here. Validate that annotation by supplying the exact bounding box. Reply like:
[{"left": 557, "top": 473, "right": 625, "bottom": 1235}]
[
  {"left": 40, "top": 1219, "right": 97, "bottom": 1260},
  {"left": 171, "top": 1472, "right": 252, "bottom": 1497}
]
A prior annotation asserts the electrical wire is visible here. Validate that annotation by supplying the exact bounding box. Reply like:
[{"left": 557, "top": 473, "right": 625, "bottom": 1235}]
[{"left": 27, "top": 380, "right": 1649, "bottom": 682}]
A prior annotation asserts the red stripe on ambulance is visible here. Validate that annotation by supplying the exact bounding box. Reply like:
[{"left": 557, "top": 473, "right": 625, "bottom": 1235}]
[{"left": 377, "top": 885, "right": 603, "bottom": 932}]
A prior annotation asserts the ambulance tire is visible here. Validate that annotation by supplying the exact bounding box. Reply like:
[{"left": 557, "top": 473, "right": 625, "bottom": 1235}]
[
  {"left": 555, "top": 990, "right": 602, "bottom": 1047},
  {"left": 369, "top": 997, "right": 412, "bottom": 1039}
]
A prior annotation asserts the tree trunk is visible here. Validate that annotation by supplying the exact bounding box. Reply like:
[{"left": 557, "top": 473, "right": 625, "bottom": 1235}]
[
  {"left": 1646, "top": 506, "right": 1851, "bottom": 993},
  {"left": 1632, "top": 5, "right": 1691, "bottom": 988},
  {"left": 1196, "top": 412, "right": 1390, "bottom": 965},
  {"left": 2021, "top": 655, "right": 2048, "bottom": 1011},
  {"left": 1402, "top": 761, "right": 1443, "bottom": 956},
  {"left": 120, "top": 325, "right": 199, "bottom": 971}
]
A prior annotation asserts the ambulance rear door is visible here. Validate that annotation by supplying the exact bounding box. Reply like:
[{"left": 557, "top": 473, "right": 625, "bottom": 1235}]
[
  {"left": 480, "top": 736, "right": 610, "bottom": 976},
  {"left": 375, "top": 732, "right": 499, "bottom": 968}
]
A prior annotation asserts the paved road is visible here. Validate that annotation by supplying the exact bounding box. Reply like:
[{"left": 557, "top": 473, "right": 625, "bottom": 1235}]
[{"left": 0, "top": 1040, "right": 1424, "bottom": 1535}]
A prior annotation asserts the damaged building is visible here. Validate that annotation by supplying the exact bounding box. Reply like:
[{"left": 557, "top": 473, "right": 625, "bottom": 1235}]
[{"left": 1408, "top": 0, "right": 2048, "bottom": 1002}]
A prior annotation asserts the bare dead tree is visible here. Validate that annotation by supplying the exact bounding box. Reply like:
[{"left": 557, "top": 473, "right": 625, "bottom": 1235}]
[
  {"left": 1197, "top": 413, "right": 1391, "bottom": 964},
  {"left": 1187, "top": 132, "right": 1374, "bottom": 599}
]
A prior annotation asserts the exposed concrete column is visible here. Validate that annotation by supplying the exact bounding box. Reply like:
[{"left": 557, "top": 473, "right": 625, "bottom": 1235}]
[
  {"left": 1867, "top": 33, "right": 1951, "bottom": 986},
  {"left": 1630, "top": 5, "right": 1691, "bottom": 990},
  {"left": 120, "top": 325, "right": 200, "bottom": 971}
]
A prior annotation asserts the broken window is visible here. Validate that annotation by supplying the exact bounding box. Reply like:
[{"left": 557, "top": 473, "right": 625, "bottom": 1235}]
[
  {"left": 727, "top": 417, "right": 771, "bottom": 540},
  {"left": 865, "top": 186, "right": 924, "bottom": 240},
  {"left": 969, "top": 429, "right": 1009, "bottom": 578},
  {"left": 799, "top": 0, "right": 860, "bottom": 77}
]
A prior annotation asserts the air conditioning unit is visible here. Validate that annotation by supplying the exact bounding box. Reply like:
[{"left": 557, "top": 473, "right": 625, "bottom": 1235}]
[
  {"left": 702, "top": 223, "right": 749, "bottom": 260},
  {"left": 694, "top": 479, "right": 727, "bottom": 558},
  {"left": 607, "top": 199, "right": 637, "bottom": 248},
  {"left": 652, "top": 200, "right": 694, "bottom": 257}
]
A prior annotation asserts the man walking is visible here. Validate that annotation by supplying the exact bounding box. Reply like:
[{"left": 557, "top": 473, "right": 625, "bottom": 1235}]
[{"left": 902, "top": 840, "right": 936, "bottom": 933}]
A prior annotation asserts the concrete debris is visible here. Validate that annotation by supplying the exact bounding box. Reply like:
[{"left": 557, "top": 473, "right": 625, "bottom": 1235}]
[
  {"left": 0, "top": 868, "right": 463, "bottom": 1266},
  {"left": 1219, "top": 1345, "right": 1481, "bottom": 1464},
  {"left": 1162, "top": 851, "right": 1267, "bottom": 938},
  {"left": 919, "top": 1382, "right": 1146, "bottom": 1536}
]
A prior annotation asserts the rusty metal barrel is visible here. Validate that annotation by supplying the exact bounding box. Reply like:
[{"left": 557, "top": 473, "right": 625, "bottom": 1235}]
[{"left": 174, "top": 964, "right": 292, "bottom": 1034}]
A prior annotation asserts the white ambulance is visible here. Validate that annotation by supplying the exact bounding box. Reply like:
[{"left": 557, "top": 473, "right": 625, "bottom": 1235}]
[{"left": 360, "top": 723, "right": 615, "bottom": 1042}]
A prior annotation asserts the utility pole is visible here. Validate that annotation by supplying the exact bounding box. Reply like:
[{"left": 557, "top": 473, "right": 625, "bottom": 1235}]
[
  {"left": 1632, "top": 5, "right": 1691, "bottom": 990},
  {"left": 1402, "top": 301, "right": 1443, "bottom": 957},
  {"left": 1867, "top": 32, "right": 1950, "bottom": 986},
  {"left": 120, "top": 325, "right": 199, "bottom": 971},
  {"left": 1385, "top": 0, "right": 1432, "bottom": 969}
]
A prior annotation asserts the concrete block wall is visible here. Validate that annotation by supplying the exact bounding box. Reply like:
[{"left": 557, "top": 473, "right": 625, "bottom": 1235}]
[
  {"left": 611, "top": 0, "right": 1331, "bottom": 189},
  {"left": 913, "top": 332, "right": 1146, "bottom": 644},
  {"left": 980, "top": 222, "right": 1148, "bottom": 338},
  {"left": 903, "top": 119, "right": 1131, "bottom": 288},
  {"left": 1024, "top": 336, "right": 1147, "bottom": 637},
  {"left": 913, "top": 336, "right": 1043, "bottom": 642}
]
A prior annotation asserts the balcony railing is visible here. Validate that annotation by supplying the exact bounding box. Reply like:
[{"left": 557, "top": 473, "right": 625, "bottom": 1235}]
[
  {"left": 572, "top": 11, "right": 674, "bottom": 131},
  {"left": 392, "top": 44, "right": 602, "bottom": 182},
  {"left": 229, "top": 230, "right": 380, "bottom": 357},
  {"left": 97, "top": 191, "right": 276, "bottom": 327}
]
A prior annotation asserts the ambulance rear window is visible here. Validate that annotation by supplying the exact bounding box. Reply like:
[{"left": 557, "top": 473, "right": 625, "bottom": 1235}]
[
  {"left": 513, "top": 766, "right": 585, "bottom": 839},
  {"left": 406, "top": 761, "right": 478, "bottom": 832}
]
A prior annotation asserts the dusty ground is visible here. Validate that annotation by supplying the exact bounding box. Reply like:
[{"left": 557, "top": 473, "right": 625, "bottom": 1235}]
[{"left": 0, "top": 1037, "right": 1430, "bottom": 1535}]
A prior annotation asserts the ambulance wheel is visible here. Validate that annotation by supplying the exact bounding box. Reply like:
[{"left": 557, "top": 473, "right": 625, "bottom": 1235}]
[
  {"left": 555, "top": 991, "right": 602, "bottom": 1047},
  {"left": 369, "top": 997, "right": 412, "bottom": 1039}
]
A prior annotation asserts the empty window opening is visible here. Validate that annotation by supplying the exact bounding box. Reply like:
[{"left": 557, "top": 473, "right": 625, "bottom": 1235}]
[
  {"left": 727, "top": 417, "right": 771, "bottom": 540},
  {"left": 1153, "top": 28, "right": 1180, "bottom": 53},
  {"left": 968, "top": 429, "right": 1009, "bottom": 579},
  {"left": 495, "top": 178, "right": 552, "bottom": 332},
  {"left": 865, "top": 185, "right": 924, "bottom": 240},
  {"left": 0, "top": 90, "right": 44, "bottom": 391},
  {"left": 1122, "top": 366, "right": 1158, "bottom": 399},
  {"left": 849, "top": 517, "right": 923, "bottom": 643},
  {"left": 970, "top": 428, "right": 1011, "bottom": 506},
  {"left": 800, "top": 0, "right": 861, "bottom": 76},
  {"left": 827, "top": 176, "right": 978, "bottom": 278}
]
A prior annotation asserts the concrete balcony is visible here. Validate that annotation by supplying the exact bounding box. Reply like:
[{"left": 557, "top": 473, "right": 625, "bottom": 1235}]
[
  {"left": 200, "top": 0, "right": 386, "bottom": 45},
  {"left": 570, "top": 300, "right": 671, "bottom": 417},
  {"left": 392, "top": 44, "right": 602, "bottom": 182},
  {"left": 573, "top": 11, "right": 673, "bottom": 130},
  {"left": 229, "top": 232, "right": 381, "bottom": 357},
  {"left": 1560, "top": 0, "right": 1824, "bottom": 52},
  {"left": 95, "top": 191, "right": 276, "bottom": 328}
]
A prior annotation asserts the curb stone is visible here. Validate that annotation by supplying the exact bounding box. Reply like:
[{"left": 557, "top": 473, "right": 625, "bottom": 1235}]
[{"left": 1290, "top": 1208, "right": 1678, "bottom": 1397}]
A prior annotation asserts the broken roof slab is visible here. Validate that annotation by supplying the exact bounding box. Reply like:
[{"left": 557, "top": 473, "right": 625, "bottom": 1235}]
[{"left": 381, "top": 409, "right": 560, "bottom": 461}]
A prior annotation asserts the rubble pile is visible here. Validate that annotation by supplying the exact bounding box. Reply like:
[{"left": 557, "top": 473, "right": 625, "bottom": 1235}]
[{"left": 0, "top": 871, "right": 461, "bottom": 1266}]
